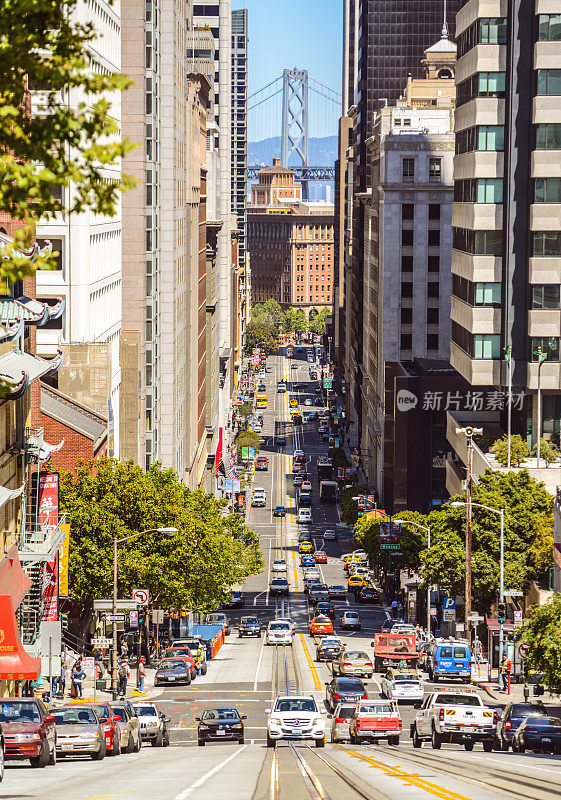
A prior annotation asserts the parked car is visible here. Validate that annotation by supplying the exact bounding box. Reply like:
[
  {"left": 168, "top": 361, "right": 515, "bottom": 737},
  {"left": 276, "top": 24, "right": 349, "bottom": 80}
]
[
  {"left": 52, "top": 705, "right": 105, "bottom": 761},
  {"left": 133, "top": 703, "right": 170, "bottom": 747},
  {"left": 339, "top": 611, "right": 361, "bottom": 630},
  {"left": 332, "top": 651, "right": 373, "bottom": 679},
  {"left": 197, "top": 707, "right": 246, "bottom": 746},
  {"left": 238, "top": 616, "right": 261, "bottom": 638},
  {"left": 349, "top": 701, "right": 402, "bottom": 745},
  {"left": 325, "top": 677, "right": 368, "bottom": 712},
  {"left": 512, "top": 714, "right": 561, "bottom": 753},
  {"left": 91, "top": 703, "right": 122, "bottom": 756},
  {"left": 495, "top": 702, "right": 548, "bottom": 751},
  {"left": 110, "top": 703, "right": 142, "bottom": 753},
  {"left": 0, "top": 698, "right": 57, "bottom": 767},
  {"left": 204, "top": 612, "right": 231, "bottom": 635},
  {"left": 329, "top": 703, "right": 356, "bottom": 743}
]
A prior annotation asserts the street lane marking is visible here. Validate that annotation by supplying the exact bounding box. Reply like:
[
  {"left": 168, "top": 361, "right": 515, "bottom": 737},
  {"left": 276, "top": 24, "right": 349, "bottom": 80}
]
[
  {"left": 299, "top": 633, "right": 322, "bottom": 691},
  {"left": 173, "top": 746, "right": 247, "bottom": 799},
  {"left": 253, "top": 635, "right": 266, "bottom": 691}
]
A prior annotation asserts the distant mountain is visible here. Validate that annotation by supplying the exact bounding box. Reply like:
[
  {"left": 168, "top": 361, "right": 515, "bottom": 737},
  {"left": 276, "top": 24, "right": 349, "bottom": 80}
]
[{"left": 247, "top": 136, "right": 337, "bottom": 202}]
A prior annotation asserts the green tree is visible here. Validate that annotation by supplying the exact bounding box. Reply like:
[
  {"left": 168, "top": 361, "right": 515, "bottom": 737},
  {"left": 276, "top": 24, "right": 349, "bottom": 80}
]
[
  {"left": 341, "top": 485, "right": 369, "bottom": 525},
  {"left": 309, "top": 309, "right": 330, "bottom": 334},
  {"left": 251, "top": 299, "right": 284, "bottom": 328},
  {"left": 528, "top": 514, "right": 554, "bottom": 578},
  {"left": 535, "top": 438, "right": 560, "bottom": 467},
  {"left": 60, "top": 459, "right": 263, "bottom": 636},
  {"left": 283, "top": 307, "right": 307, "bottom": 333},
  {"left": 0, "top": 0, "right": 133, "bottom": 282},
  {"left": 235, "top": 430, "right": 262, "bottom": 460},
  {"left": 245, "top": 319, "right": 279, "bottom": 355},
  {"left": 519, "top": 595, "right": 561, "bottom": 689},
  {"left": 491, "top": 434, "right": 531, "bottom": 467}
]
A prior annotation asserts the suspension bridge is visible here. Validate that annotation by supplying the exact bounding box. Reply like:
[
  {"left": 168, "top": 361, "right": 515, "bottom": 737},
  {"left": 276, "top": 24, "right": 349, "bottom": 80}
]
[{"left": 247, "top": 69, "right": 341, "bottom": 198}]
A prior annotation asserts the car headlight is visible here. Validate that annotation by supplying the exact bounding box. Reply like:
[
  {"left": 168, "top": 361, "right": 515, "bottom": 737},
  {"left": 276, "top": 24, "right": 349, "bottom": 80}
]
[
  {"left": 80, "top": 732, "right": 99, "bottom": 739},
  {"left": 199, "top": 724, "right": 208, "bottom": 730},
  {"left": 234, "top": 724, "right": 243, "bottom": 729},
  {"left": 269, "top": 717, "right": 282, "bottom": 725},
  {"left": 15, "top": 733, "right": 41, "bottom": 741},
  {"left": 311, "top": 717, "right": 322, "bottom": 726}
]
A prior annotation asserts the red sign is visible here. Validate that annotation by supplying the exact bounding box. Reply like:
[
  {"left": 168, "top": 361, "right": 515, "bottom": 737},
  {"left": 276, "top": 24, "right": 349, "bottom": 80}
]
[
  {"left": 37, "top": 472, "right": 59, "bottom": 621},
  {"left": 42, "top": 554, "right": 59, "bottom": 621}
]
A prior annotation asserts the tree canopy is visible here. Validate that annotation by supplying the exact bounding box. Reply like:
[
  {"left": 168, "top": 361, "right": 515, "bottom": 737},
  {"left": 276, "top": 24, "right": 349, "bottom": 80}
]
[
  {"left": 61, "top": 459, "right": 263, "bottom": 626},
  {"left": 308, "top": 309, "right": 330, "bottom": 335},
  {"left": 0, "top": 0, "right": 132, "bottom": 282},
  {"left": 251, "top": 299, "right": 284, "bottom": 328},
  {"left": 519, "top": 595, "right": 561, "bottom": 689},
  {"left": 245, "top": 319, "right": 279, "bottom": 355},
  {"left": 283, "top": 307, "right": 307, "bottom": 333}
]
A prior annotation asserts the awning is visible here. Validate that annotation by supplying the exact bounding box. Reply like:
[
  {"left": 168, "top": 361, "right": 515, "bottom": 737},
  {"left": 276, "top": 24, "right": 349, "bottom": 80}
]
[
  {"left": 0, "top": 595, "right": 40, "bottom": 680},
  {"left": 0, "top": 546, "right": 31, "bottom": 608},
  {"left": 0, "top": 349, "right": 64, "bottom": 398},
  {"left": 486, "top": 617, "right": 516, "bottom": 633}
]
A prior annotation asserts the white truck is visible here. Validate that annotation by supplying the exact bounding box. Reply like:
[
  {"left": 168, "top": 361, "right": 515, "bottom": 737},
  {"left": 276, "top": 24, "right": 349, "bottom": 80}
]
[
  {"left": 410, "top": 690, "right": 498, "bottom": 751},
  {"left": 252, "top": 487, "right": 267, "bottom": 507}
]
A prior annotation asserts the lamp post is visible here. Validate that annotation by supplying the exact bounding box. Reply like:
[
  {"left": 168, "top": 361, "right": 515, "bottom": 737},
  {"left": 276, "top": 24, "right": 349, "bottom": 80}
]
[
  {"left": 455, "top": 426, "right": 482, "bottom": 638},
  {"left": 112, "top": 527, "right": 178, "bottom": 695},
  {"left": 393, "top": 519, "right": 431, "bottom": 637},
  {"left": 534, "top": 345, "right": 548, "bottom": 468},
  {"left": 504, "top": 345, "right": 512, "bottom": 469},
  {"left": 451, "top": 501, "right": 504, "bottom": 660}
]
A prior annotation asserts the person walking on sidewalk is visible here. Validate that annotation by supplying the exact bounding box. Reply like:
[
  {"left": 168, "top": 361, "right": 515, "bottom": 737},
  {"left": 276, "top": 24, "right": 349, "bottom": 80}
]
[
  {"left": 137, "top": 657, "right": 146, "bottom": 692},
  {"left": 71, "top": 660, "right": 86, "bottom": 698},
  {"left": 500, "top": 655, "right": 509, "bottom": 692},
  {"left": 60, "top": 660, "right": 66, "bottom": 697},
  {"left": 118, "top": 658, "right": 130, "bottom": 697},
  {"left": 391, "top": 599, "right": 399, "bottom": 619}
]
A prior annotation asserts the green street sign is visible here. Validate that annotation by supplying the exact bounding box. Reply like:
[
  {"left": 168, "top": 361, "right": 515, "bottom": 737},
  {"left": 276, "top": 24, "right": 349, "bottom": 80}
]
[
  {"left": 381, "top": 543, "right": 401, "bottom": 550},
  {"left": 323, "top": 378, "right": 333, "bottom": 389}
]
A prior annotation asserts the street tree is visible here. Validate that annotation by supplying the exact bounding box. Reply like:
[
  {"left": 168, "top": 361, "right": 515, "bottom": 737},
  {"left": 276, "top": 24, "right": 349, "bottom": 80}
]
[
  {"left": 245, "top": 319, "right": 279, "bottom": 355},
  {"left": 283, "top": 307, "right": 307, "bottom": 334},
  {"left": 235, "top": 430, "right": 262, "bottom": 460},
  {"left": 519, "top": 594, "right": 561, "bottom": 690},
  {"left": 251, "top": 299, "right": 284, "bottom": 328},
  {"left": 491, "top": 434, "right": 531, "bottom": 467},
  {"left": 308, "top": 309, "right": 330, "bottom": 334},
  {"left": 60, "top": 459, "right": 263, "bottom": 636},
  {"left": 0, "top": 0, "right": 132, "bottom": 282},
  {"left": 535, "top": 438, "right": 559, "bottom": 467}
]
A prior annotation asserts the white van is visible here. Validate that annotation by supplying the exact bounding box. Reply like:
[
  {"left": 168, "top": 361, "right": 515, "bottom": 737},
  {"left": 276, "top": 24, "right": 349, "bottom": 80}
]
[
  {"left": 266, "top": 620, "right": 293, "bottom": 646},
  {"left": 297, "top": 508, "right": 312, "bottom": 524},
  {"left": 252, "top": 487, "right": 267, "bottom": 507}
]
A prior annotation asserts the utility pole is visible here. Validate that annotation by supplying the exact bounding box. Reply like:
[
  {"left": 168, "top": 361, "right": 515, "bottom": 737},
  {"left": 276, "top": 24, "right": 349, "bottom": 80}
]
[
  {"left": 456, "top": 426, "right": 482, "bottom": 641},
  {"left": 504, "top": 345, "right": 512, "bottom": 469},
  {"left": 535, "top": 345, "right": 548, "bottom": 468}
]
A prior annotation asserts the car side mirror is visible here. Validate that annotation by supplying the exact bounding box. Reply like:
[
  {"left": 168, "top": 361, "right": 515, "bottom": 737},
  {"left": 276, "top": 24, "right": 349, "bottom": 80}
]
[
  {"left": 242, "top": 715, "right": 247, "bottom": 720},
  {"left": 413, "top": 703, "right": 421, "bottom": 710},
  {"left": 45, "top": 715, "right": 56, "bottom": 724},
  {"left": 370, "top": 642, "right": 375, "bottom": 647},
  {"left": 114, "top": 715, "right": 122, "bottom": 721},
  {"left": 195, "top": 716, "right": 201, "bottom": 721},
  {"left": 165, "top": 718, "right": 171, "bottom": 723}
]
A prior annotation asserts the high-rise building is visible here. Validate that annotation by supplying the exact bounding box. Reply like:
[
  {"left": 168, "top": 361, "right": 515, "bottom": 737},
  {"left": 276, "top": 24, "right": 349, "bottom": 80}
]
[
  {"left": 34, "top": 0, "right": 122, "bottom": 455},
  {"left": 231, "top": 8, "right": 248, "bottom": 273},
  {"left": 447, "top": 1, "right": 561, "bottom": 491}
]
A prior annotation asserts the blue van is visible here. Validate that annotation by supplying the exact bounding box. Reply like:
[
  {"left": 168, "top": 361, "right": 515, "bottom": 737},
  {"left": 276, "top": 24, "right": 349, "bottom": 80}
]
[{"left": 427, "top": 640, "right": 472, "bottom": 682}]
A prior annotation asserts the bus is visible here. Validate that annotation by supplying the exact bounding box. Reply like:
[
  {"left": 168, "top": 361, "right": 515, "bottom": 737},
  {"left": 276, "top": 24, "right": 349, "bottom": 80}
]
[
  {"left": 255, "top": 393, "right": 267, "bottom": 409},
  {"left": 286, "top": 345, "right": 294, "bottom": 358}
]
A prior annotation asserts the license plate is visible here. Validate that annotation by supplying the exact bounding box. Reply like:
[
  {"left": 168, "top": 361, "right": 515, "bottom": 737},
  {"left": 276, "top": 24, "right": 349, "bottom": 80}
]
[
  {"left": 542, "top": 737, "right": 551, "bottom": 742},
  {"left": 61, "top": 744, "right": 74, "bottom": 751},
  {"left": 167, "top": 676, "right": 176, "bottom": 681},
  {"left": 216, "top": 730, "right": 226, "bottom": 736},
  {"left": 464, "top": 727, "right": 476, "bottom": 733}
]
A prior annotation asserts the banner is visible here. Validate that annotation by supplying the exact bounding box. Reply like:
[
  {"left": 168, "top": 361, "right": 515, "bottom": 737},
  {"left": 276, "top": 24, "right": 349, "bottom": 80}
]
[
  {"left": 35, "top": 472, "right": 60, "bottom": 620},
  {"left": 58, "top": 523, "right": 70, "bottom": 597},
  {"left": 42, "top": 554, "right": 59, "bottom": 621}
]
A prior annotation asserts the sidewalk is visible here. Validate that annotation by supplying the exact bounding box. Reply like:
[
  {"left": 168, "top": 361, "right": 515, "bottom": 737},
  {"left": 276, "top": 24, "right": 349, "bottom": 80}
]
[
  {"left": 471, "top": 663, "right": 538, "bottom": 703},
  {"left": 51, "top": 667, "right": 161, "bottom": 704}
]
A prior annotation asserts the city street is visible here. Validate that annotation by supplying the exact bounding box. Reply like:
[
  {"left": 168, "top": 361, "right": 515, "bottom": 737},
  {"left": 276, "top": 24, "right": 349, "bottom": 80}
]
[{"left": 2, "top": 352, "right": 561, "bottom": 800}]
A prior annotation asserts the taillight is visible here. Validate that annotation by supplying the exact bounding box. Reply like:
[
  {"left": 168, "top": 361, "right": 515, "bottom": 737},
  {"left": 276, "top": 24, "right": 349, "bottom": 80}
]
[
  {"left": 335, "top": 717, "right": 345, "bottom": 724},
  {"left": 439, "top": 709, "right": 444, "bottom": 722},
  {"left": 365, "top": 662, "right": 373, "bottom": 667},
  {"left": 505, "top": 722, "right": 511, "bottom": 729},
  {"left": 332, "top": 693, "right": 340, "bottom": 699},
  {"left": 343, "top": 662, "right": 352, "bottom": 667},
  {"left": 493, "top": 712, "right": 499, "bottom": 724},
  {"left": 362, "top": 693, "right": 368, "bottom": 699}
]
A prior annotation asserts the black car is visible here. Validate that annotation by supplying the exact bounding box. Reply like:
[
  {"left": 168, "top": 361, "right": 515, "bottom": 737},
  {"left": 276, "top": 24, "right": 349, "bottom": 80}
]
[
  {"left": 276, "top": 435, "right": 287, "bottom": 446},
  {"left": 238, "top": 616, "right": 261, "bottom": 638},
  {"left": 329, "top": 585, "right": 347, "bottom": 600},
  {"left": 196, "top": 708, "right": 246, "bottom": 746},
  {"left": 495, "top": 703, "right": 547, "bottom": 750},
  {"left": 273, "top": 505, "right": 286, "bottom": 517},
  {"left": 315, "top": 601, "right": 335, "bottom": 619},
  {"left": 512, "top": 715, "right": 561, "bottom": 753},
  {"left": 270, "top": 578, "right": 289, "bottom": 596},
  {"left": 222, "top": 591, "right": 245, "bottom": 609},
  {"left": 358, "top": 587, "right": 381, "bottom": 604},
  {"left": 155, "top": 658, "right": 192, "bottom": 686},
  {"left": 315, "top": 638, "right": 343, "bottom": 662},
  {"left": 308, "top": 585, "right": 329, "bottom": 604},
  {"left": 325, "top": 677, "right": 368, "bottom": 712}
]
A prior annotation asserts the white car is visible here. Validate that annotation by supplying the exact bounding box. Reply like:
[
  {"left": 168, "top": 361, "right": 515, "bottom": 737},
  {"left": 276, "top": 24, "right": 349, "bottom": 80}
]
[
  {"left": 272, "top": 559, "right": 287, "bottom": 573},
  {"left": 266, "top": 620, "right": 293, "bottom": 646},
  {"left": 300, "top": 481, "right": 312, "bottom": 494},
  {"left": 352, "top": 550, "right": 368, "bottom": 563},
  {"left": 297, "top": 508, "right": 312, "bottom": 524},
  {"left": 324, "top": 529, "right": 337, "bottom": 541},
  {"left": 267, "top": 695, "right": 325, "bottom": 747},
  {"left": 304, "top": 398, "right": 313, "bottom": 406},
  {"left": 381, "top": 671, "right": 424, "bottom": 703},
  {"left": 303, "top": 567, "right": 320, "bottom": 580},
  {"left": 252, "top": 488, "right": 267, "bottom": 507}
]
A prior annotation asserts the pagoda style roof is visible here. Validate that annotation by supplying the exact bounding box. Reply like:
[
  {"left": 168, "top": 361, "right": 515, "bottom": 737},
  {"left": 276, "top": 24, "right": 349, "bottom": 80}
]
[{"left": 0, "top": 349, "right": 64, "bottom": 399}]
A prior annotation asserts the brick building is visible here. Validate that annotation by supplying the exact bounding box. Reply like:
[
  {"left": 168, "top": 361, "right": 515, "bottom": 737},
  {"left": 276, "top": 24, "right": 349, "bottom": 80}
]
[{"left": 248, "top": 161, "right": 335, "bottom": 316}]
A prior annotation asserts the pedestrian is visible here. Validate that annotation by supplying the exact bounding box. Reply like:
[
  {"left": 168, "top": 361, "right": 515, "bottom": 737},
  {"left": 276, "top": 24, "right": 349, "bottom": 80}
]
[
  {"left": 500, "top": 655, "right": 509, "bottom": 692},
  {"left": 194, "top": 645, "right": 204, "bottom": 676},
  {"left": 121, "top": 639, "right": 129, "bottom": 659},
  {"left": 60, "top": 660, "right": 66, "bottom": 697},
  {"left": 391, "top": 599, "right": 398, "bottom": 619},
  {"left": 137, "top": 657, "right": 146, "bottom": 692},
  {"left": 71, "top": 660, "right": 86, "bottom": 698},
  {"left": 50, "top": 673, "right": 58, "bottom": 698},
  {"left": 118, "top": 658, "right": 129, "bottom": 697}
]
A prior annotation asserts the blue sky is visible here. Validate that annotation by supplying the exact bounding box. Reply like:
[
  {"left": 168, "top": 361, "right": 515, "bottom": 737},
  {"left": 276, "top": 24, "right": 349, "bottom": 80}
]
[{"left": 233, "top": 0, "right": 342, "bottom": 139}]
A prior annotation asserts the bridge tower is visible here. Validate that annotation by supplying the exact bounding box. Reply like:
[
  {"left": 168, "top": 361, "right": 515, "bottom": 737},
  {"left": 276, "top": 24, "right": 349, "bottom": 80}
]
[{"left": 281, "top": 69, "right": 310, "bottom": 199}]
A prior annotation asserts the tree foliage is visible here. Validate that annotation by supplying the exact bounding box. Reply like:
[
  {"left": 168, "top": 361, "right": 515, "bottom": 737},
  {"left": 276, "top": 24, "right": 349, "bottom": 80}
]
[
  {"left": 245, "top": 319, "right": 279, "bottom": 355},
  {"left": 519, "top": 595, "right": 561, "bottom": 689},
  {"left": 60, "top": 459, "right": 263, "bottom": 618},
  {"left": 283, "top": 306, "right": 307, "bottom": 333},
  {"left": 535, "top": 438, "right": 559, "bottom": 467},
  {"left": 0, "top": 0, "right": 133, "bottom": 281},
  {"left": 491, "top": 434, "right": 530, "bottom": 467},
  {"left": 341, "top": 485, "right": 369, "bottom": 525},
  {"left": 251, "top": 299, "right": 284, "bottom": 328},
  {"left": 308, "top": 309, "right": 330, "bottom": 334},
  {"left": 235, "top": 430, "right": 262, "bottom": 460}
]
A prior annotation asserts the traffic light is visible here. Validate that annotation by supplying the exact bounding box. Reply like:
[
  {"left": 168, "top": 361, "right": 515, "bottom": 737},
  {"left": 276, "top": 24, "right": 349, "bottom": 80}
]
[
  {"left": 61, "top": 613, "right": 69, "bottom": 630},
  {"left": 498, "top": 602, "right": 506, "bottom": 625}
]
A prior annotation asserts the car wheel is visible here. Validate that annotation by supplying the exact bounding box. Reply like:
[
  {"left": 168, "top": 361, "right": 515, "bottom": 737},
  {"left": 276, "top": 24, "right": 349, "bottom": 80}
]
[
  {"left": 126, "top": 733, "right": 135, "bottom": 753},
  {"left": 266, "top": 734, "right": 276, "bottom": 748},
  {"left": 30, "top": 742, "right": 50, "bottom": 768},
  {"left": 483, "top": 740, "right": 493, "bottom": 753},
  {"left": 91, "top": 742, "right": 106, "bottom": 761},
  {"left": 315, "top": 738, "right": 325, "bottom": 748},
  {"left": 388, "top": 736, "right": 399, "bottom": 746},
  {"left": 431, "top": 728, "right": 442, "bottom": 750},
  {"left": 152, "top": 730, "right": 164, "bottom": 748},
  {"left": 412, "top": 727, "right": 422, "bottom": 748},
  {"left": 464, "top": 741, "right": 474, "bottom": 751},
  {"left": 111, "top": 733, "right": 121, "bottom": 756},
  {"left": 239, "top": 738, "right": 245, "bottom": 745},
  {"left": 201, "top": 663, "right": 207, "bottom": 675},
  {"left": 198, "top": 740, "right": 205, "bottom": 747},
  {"left": 48, "top": 742, "right": 57, "bottom": 765},
  {"left": 511, "top": 739, "right": 519, "bottom": 753},
  {"left": 134, "top": 734, "right": 142, "bottom": 752}
]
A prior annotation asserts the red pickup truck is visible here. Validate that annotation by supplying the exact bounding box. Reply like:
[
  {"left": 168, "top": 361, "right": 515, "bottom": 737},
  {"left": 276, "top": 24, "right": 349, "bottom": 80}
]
[
  {"left": 349, "top": 701, "right": 402, "bottom": 745},
  {"left": 371, "top": 633, "right": 418, "bottom": 673}
]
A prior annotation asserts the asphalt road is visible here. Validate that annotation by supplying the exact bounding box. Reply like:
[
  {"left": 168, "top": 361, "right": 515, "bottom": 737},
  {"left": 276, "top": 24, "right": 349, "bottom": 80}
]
[{"left": 3, "top": 351, "right": 561, "bottom": 800}]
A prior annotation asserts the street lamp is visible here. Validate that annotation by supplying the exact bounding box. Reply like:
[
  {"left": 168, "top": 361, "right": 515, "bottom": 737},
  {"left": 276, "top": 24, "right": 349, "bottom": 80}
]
[
  {"left": 450, "top": 501, "right": 505, "bottom": 660},
  {"left": 454, "top": 426, "right": 482, "bottom": 634},
  {"left": 534, "top": 345, "right": 548, "bottom": 468},
  {"left": 393, "top": 519, "right": 431, "bottom": 637},
  {"left": 111, "top": 526, "right": 178, "bottom": 694}
]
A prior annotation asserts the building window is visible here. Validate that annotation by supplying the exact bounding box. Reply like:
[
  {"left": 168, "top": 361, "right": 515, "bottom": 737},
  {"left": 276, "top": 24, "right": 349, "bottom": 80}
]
[
  {"left": 474, "top": 334, "right": 501, "bottom": 359},
  {"left": 401, "top": 229, "right": 414, "bottom": 247},
  {"left": 537, "top": 70, "right": 561, "bottom": 95},
  {"left": 428, "top": 256, "right": 440, "bottom": 272},
  {"left": 454, "top": 178, "right": 503, "bottom": 203},
  {"left": 534, "top": 178, "right": 561, "bottom": 203},
  {"left": 400, "top": 333, "right": 412, "bottom": 349},
  {"left": 538, "top": 14, "right": 561, "bottom": 40},
  {"left": 474, "top": 282, "right": 501, "bottom": 306},
  {"left": 535, "top": 124, "right": 561, "bottom": 149},
  {"left": 532, "top": 285, "right": 561, "bottom": 309},
  {"left": 457, "top": 72, "right": 506, "bottom": 106},
  {"left": 402, "top": 204, "right": 414, "bottom": 221},
  {"left": 428, "top": 229, "right": 440, "bottom": 247},
  {"left": 401, "top": 308, "right": 412, "bottom": 324},
  {"left": 531, "top": 337, "right": 560, "bottom": 362},
  {"left": 533, "top": 231, "right": 561, "bottom": 256},
  {"left": 429, "top": 158, "right": 442, "bottom": 183},
  {"left": 402, "top": 158, "right": 415, "bottom": 182},
  {"left": 457, "top": 17, "right": 507, "bottom": 58},
  {"left": 401, "top": 255, "right": 413, "bottom": 273},
  {"left": 36, "top": 238, "right": 63, "bottom": 270},
  {"left": 427, "top": 282, "right": 439, "bottom": 298},
  {"left": 427, "top": 334, "right": 439, "bottom": 350},
  {"left": 428, "top": 204, "right": 440, "bottom": 220},
  {"left": 453, "top": 227, "right": 503, "bottom": 255},
  {"left": 401, "top": 282, "right": 413, "bottom": 298},
  {"left": 427, "top": 308, "right": 439, "bottom": 324},
  {"left": 456, "top": 125, "right": 504, "bottom": 153}
]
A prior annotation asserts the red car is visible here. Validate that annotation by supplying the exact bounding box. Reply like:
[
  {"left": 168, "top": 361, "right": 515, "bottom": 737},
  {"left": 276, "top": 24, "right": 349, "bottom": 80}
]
[
  {"left": 349, "top": 701, "right": 402, "bottom": 745},
  {"left": 1, "top": 698, "right": 57, "bottom": 767},
  {"left": 310, "top": 614, "right": 334, "bottom": 636},
  {"left": 313, "top": 551, "right": 327, "bottom": 563},
  {"left": 255, "top": 456, "right": 269, "bottom": 471},
  {"left": 92, "top": 703, "right": 123, "bottom": 756}
]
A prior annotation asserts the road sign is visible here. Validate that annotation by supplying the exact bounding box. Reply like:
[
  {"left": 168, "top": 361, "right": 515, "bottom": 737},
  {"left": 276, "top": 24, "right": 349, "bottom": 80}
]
[
  {"left": 130, "top": 610, "right": 138, "bottom": 627},
  {"left": 133, "top": 589, "right": 149, "bottom": 606},
  {"left": 82, "top": 657, "right": 95, "bottom": 677},
  {"left": 468, "top": 613, "right": 484, "bottom": 622},
  {"left": 323, "top": 378, "right": 333, "bottom": 389},
  {"left": 105, "top": 613, "right": 126, "bottom": 622},
  {"left": 91, "top": 637, "right": 112, "bottom": 647},
  {"left": 506, "top": 590, "right": 523, "bottom": 597},
  {"left": 381, "top": 543, "right": 400, "bottom": 550},
  {"left": 519, "top": 642, "right": 530, "bottom": 659},
  {"left": 443, "top": 597, "right": 456, "bottom": 610},
  {"left": 443, "top": 609, "right": 456, "bottom": 622},
  {"left": 514, "top": 610, "right": 523, "bottom": 625}
]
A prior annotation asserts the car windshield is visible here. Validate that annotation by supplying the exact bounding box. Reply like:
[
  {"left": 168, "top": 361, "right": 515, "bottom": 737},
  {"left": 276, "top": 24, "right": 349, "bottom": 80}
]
[
  {"left": 335, "top": 706, "right": 356, "bottom": 719},
  {"left": 337, "top": 680, "right": 364, "bottom": 692},
  {"left": 275, "top": 699, "right": 317, "bottom": 713},
  {"left": 345, "top": 613, "right": 359, "bottom": 619},
  {"left": 346, "top": 652, "right": 369, "bottom": 660},
  {"left": 202, "top": 709, "right": 240, "bottom": 721},
  {"left": 164, "top": 648, "right": 191, "bottom": 657},
  {"left": 269, "top": 623, "right": 289, "bottom": 631},
  {"left": 159, "top": 660, "right": 186, "bottom": 670},
  {"left": 0, "top": 702, "right": 40, "bottom": 723},
  {"left": 52, "top": 708, "right": 98, "bottom": 725},
  {"left": 271, "top": 580, "right": 287, "bottom": 586},
  {"left": 322, "top": 639, "right": 340, "bottom": 646},
  {"left": 135, "top": 706, "right": 157, "bottom": 717},
  {"left": 528, "top": 716, "right": 561, "bottom": 726},
  {"left": 394, "top": 673, "right": 417, "bottom": 682},
  {"left": 359, "top": 704, "right": 393, "bottom": 714},
  {"left": 435, "top": 694, "right": 480, "bottom": 706},
  {"left": 112, "top": 707, "right": 129, "bottom": 720},
  {"left": 242, "top": 617, "right": 259, "bottom": 625},
  {"left": 331, "top": 585, "right": 345, "bottom": 591}
]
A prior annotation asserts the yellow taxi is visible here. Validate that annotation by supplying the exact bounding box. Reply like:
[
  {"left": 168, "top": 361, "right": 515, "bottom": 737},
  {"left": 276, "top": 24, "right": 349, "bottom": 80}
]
[
  {"left": 347, "top": 574, "right": 368, "bottom": 591},
  {"left": 344, "top": 556, "right": 362, "bottom": 573},
  {"left": 299, "top": 541, "right": 314, "bottom": 554},
  {"left": 289, "top": 397, "right": 298, "bottom": 408}
]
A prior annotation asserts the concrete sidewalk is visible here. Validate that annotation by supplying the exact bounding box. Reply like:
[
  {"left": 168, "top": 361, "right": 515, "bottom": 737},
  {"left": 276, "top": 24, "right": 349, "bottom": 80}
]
[{"left": 51, "top": 667, "right": 162, "bottom": 704}]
